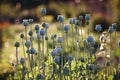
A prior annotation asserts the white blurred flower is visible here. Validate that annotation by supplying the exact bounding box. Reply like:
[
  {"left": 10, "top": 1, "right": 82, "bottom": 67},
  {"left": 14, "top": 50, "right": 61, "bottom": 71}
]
[
  {"left": 99, "top": 32, "right": 110, "bottom": 43},
  {"left": 106, "top": 54, "right": 110, "bottom": 59}
]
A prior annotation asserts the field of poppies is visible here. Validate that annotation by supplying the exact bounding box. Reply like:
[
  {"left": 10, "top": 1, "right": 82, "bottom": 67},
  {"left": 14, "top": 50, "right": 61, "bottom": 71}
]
[{"left": 4, "top": 8, "right": 120, "bottom": 80}]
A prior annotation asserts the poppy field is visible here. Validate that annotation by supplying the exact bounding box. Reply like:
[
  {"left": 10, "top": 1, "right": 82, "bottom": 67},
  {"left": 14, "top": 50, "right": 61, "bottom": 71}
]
[{"left": 8, "top": 8, "right": 120, "bottom": 80}]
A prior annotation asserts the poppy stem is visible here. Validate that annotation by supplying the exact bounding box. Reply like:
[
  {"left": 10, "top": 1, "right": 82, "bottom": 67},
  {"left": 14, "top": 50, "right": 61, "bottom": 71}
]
[
  {"left": 25, "top": 27, "right": 28, "bottom": 41},
  {"left": 16, "top": 47, "right": 18, "bottom": 65}
]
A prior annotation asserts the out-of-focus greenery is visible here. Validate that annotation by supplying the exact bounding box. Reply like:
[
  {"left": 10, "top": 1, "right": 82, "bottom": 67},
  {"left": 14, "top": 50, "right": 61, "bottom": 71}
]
[
  {"left": 90, "top": 14, "right": 111, "bottom": 32},
  {"left": 0, "top": 4, "right": 16, "bottom": 17},
  {"left": 109, "top": 0, "right": 120, "bottom": 31},
  {"left": 0, "top": 63, "right": 14, "bottom": 80}
]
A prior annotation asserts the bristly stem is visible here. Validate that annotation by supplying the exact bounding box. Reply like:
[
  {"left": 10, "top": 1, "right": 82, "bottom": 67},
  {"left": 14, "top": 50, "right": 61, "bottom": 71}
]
[
  {"left": 31, "top": 54, "right": 34, "bottom": 78},
  {"left": 114, "top": 30, "right": 116, "bottom": 54},
  {"left": 38, "top": 38, "right": 41, "bottom": 67},
  {"left": 45, "top": 28, "right": 49, "bottom": 63},
  {"left": 87, "top": 21, "right": 90, "bottom": 36},
  {"left": 80, "top": 21, "right": 83, "bottom": 42},
  {"left": 16, "top": 47, "right": 18, "bottom": 65},
  {"left": 110, "top": 33, "right": 112, "bottom": 59},
  {"left": 28, "top": 53, "right": 32, "bottom": 72},
  {"left": 52, "top": 39, "right": 55, "bottom": 49},
  {"left": 42, "top": 36, "right": 44, "bottom": 57},
  {"left": 71, "top": 24, "right": 74, "bottom": 54},
  {"left": 59, "top": 21, "right": 62, "bottom": 36},
  {"left": 30, "top": 36, "right": 33, "bottom": 48},
  {"left": 25, "top": 27, "right": 28, "bottom": 41},
  {"left": 110, "top": 33, "right": 112, "bottom": 75},
  {"left": 65, "top": 32, "right": 68, "bottom": 49},
  {"left": 21, "top": 39, "right": 26, "bottom": 59},
  {"left": 30, "top": 24, "right": 32, "bottom": 31}
]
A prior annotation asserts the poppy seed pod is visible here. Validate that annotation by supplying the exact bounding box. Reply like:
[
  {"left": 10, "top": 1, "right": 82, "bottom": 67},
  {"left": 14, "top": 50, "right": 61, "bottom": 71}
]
[
  {"left": 79, "top": 15, "right": 83, "bottom": 21},
  {"left": 28, "top": 30, "right": 33, "bottom": 36},
  {"left": 29, "top": 48, "right": 36, "bottom": 54},
  {"left": 106, "top": 61, "right": 110, "bottom": 66},
  {"left": 35, "top": 25, "right": 40, "bottom": 31},
  {"left": 41, "top": 62, "right": 46, "bottom": 68},
  {"left": 87, "top": 64, "right": 94, "bottom": 70},
  {"left": 80, "top": 57, "right": 85, "bottom": 62},
  {"left": 57, "top": 15, "right": 64, "bottom": 22},
  {"left": 25, "top": 40, "right": 31, "bottom": 48},
  {"left": 95, "top": 24, "right": 102, "bottom": 32},
  {"left": 63, "top": 67, "right": 69, "bottom": 76},
  {"left": 51, "top": 49, "right": 57, "bottom": 56},
  {"left": 51, "top": 34, "right": 57, "bottom": 40},
  {"left": 22, "top": 19, "right": 29, "bottom": 27},
  {"left": 41, "top": 8, "right": 46, "bottom": 15},
  {"left": 29, "top": 19, "right": 33, "bottom": 24},
  {"left": 36, "top": 74, "right": 44, "bottom": 80},
  {"left": 69, "top": 18, "right": 74, "bottom": 24},
  {"left": 108, "top": 27, "right": 114, "bottom": 33},
  {"left": 87, "top": 36, "right": 94, "bottom": 43},
  {"left": 75, "top": 20, "right": 80, "bottom": 26},
  {"left": 85, "top": 14, "right": 90, "bottom": 21},
  {"left": 20, "top": 58, "right": 25, "bottom": 64},
  {"left": 54, "top": 56, "right": 60, "bottom": 65},
  {"left": 15, "top": 42, "right": 20, "bottom": 47},
  {"left": 68, "top": 56, "right": 74, "bottom": 63},
  {"left": 45, "top": 36, "right": 48, "bottom": 40},
  {"left": 42, "top": 22, "right": 49, "bottom": 29},
  {"left": 57, "top": 37, "right": 63, "bottom": 43},
  {"left": 56, "top": 47, "right": 63, "bottom": 54},
  {"left": 73, "top": 18, "right": 76, "bottom": 24},
  {"left": 40, "top": 29, "right": 45, "bottom": 36},
  {"left": 63, "top": 25, "right": 69, "bottom": 32},
  {"left": 112, "top": 23, "right": 117, "bottom": 30},
  {"left": 20, "top": 33, "right": 24, "bottom": 39}
]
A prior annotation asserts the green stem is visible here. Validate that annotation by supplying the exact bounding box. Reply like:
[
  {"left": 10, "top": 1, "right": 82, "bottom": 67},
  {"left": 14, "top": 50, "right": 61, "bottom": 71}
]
[
  {"left": 87, "top": 21, "right": 89, "bottom": 36},
  {"left": 69, "top": 63, "right": 72, "bottom": 80},
  {"left": 31, "top": 54, "right": 34, "bottom": 78},
  {"left": 110, "top": 33, "right": 112, "bottom": 75},
  {"left": 52, "top": 40, "right": 55, "bottom": 49},
  {"left": 114, "top": 30, "right": 116, "bottom": 54},
  {"left": 41, "top": 36, "right": 45, "bottom": 76},
  {"left": 28, "top": 53, "right": 32, "bottom": 71},
  {"left": 110, "top": 33, "right": 112, "bottom": 58},
  {"left": 38, "top": 39, "right": 41, "bottom": 67},
  {"left": 65, "top": 32, "right": 68, "bottom": 49},
  {"left": 80, "top": 21, "right": 83, "bottom": 41},
  {"left": 30, "top": 36, "right": 33, "bottom": 48},
  {"left": 42, "top": 15, "right": 45, "bottom": 22},
  {"left": 16, "top": 47, "right": 18, "bottom": 65},
  {"left": 59, "top": 21, "right": 61, "bottom": 36},
  {"left": 22, "top": 39, "right": 26, "bottom": 59},
  {"left": 30, "top": 24, "right": 32, "bottom": 31},
  {"left": 45, "top": 29, "right": 49, "bottom": 63},
  {"left": 71, "top": 24, "right": 74, "bottom": 54},
  {"left": 25, "top": 27, "right": 27, "bottom": 41},
  {"left": 42, "top": 36, "right": 44, "bottom": 57}
]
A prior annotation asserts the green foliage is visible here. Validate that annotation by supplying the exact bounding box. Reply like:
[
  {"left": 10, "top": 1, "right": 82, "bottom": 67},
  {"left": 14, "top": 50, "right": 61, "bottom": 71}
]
[{"left": 0, "top": 63, "right": 14, "bottom": 80}]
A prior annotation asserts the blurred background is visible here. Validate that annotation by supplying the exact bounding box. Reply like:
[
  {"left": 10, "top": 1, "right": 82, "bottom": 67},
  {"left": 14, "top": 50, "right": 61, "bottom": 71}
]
[{"left": 0, "top": 0, "right": 120, "bottom": 79}]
